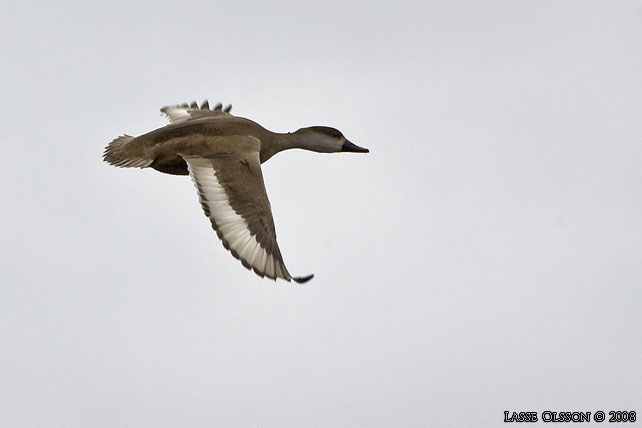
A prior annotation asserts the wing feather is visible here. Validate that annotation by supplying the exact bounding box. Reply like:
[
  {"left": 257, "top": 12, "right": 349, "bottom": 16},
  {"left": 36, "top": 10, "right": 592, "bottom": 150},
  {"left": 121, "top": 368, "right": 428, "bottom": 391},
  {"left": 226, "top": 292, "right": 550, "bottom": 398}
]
[
  {"left": 182, "top": 149, "right": 311, "bottom": 282},
  {"left": 160, "top": 100, "right": 234, "bottom": 124}
]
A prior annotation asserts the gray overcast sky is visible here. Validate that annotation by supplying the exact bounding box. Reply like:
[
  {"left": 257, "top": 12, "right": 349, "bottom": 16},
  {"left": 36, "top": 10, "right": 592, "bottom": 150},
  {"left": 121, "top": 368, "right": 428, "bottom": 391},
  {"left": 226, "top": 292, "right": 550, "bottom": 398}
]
[{"left": 1, "top": 1, "right": 641, "bottom": 427}]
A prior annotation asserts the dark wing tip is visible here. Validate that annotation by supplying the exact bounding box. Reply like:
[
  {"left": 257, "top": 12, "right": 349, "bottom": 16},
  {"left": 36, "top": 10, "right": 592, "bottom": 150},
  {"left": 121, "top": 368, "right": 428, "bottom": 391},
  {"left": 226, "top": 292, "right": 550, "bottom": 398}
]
[{"left": 292, "top": 274, "right": 314, "bottom": 284}]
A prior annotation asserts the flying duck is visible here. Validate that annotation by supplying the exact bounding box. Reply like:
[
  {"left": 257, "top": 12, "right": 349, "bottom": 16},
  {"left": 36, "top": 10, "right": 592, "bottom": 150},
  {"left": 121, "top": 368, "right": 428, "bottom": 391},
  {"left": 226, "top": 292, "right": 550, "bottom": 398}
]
[{"left": 103, "top": 100, "right": 368, "bottom": 283}]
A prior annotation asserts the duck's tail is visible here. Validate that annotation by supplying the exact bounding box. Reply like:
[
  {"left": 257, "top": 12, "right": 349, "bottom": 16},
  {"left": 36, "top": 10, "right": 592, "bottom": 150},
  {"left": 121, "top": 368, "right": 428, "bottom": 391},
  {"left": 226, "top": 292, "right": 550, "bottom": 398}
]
[{"left": 103, "top": 135, "right": 153, "bottom": 168}]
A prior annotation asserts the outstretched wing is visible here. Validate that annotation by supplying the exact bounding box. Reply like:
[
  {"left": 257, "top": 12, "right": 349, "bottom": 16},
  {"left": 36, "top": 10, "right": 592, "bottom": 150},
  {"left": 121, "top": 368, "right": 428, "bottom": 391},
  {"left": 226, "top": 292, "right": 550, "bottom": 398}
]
[
  {"left": 181, "top": 143, "right": 312, "bottom": 283},
  {"left": 160, "top": 100, "right": 234, "bottom": 124}
]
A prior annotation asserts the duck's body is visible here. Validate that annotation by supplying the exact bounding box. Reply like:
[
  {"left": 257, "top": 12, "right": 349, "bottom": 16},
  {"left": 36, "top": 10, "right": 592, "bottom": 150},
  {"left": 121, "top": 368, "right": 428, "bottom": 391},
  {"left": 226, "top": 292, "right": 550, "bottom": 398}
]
[{"left": 103, "top": 101, "right": 368, "bottom": 283}]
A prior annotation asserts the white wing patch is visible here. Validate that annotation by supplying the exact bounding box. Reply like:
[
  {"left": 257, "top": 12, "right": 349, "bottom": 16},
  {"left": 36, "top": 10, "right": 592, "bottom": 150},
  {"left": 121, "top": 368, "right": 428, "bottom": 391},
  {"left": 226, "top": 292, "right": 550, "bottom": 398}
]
[
  {"left": 160, "top": 106, "right": 192, "bottom": 124},
  {"left": 160, "top": 100, "right": 233, "bottom": 124},
  {"left": 184, "top": 157, "right": 284, "bottom": 280}
]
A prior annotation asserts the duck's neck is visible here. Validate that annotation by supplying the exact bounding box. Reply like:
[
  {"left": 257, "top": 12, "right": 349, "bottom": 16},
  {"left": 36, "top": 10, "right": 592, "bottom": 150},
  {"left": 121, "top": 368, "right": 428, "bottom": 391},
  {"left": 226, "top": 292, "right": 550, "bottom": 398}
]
[
  {"left": 279, "top": 131, "right": 306, "bottom": 149},
  {"left": 259, "top": 131, "right": 312, "bottom": 163}
]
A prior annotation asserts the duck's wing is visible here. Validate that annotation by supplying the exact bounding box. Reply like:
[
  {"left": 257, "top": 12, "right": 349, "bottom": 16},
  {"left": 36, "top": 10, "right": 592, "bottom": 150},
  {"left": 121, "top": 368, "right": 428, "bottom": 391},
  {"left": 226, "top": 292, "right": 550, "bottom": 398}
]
[
  {"left": 181, "top": 142, "right": 313, "bottom": 283},
  {"left": 160, "top": 100, "right": 234, "bottom": 124}
]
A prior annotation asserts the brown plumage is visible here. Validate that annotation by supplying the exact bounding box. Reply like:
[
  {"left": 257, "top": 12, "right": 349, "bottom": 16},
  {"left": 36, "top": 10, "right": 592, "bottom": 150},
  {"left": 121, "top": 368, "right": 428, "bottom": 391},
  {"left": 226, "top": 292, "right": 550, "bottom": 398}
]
[{"left": 103, "top": 100, "right": 369, "bottom": 283}]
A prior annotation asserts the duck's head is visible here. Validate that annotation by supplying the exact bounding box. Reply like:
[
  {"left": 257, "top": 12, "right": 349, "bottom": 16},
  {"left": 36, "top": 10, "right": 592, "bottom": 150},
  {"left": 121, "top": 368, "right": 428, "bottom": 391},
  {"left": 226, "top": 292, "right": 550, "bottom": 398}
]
[{"left": 294, "top": 126, "right": 369, "bottom": 154}]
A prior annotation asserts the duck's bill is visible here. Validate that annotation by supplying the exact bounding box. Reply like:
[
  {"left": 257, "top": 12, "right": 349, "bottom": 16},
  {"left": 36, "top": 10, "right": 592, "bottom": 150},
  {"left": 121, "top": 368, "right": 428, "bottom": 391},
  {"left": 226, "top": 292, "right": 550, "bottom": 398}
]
[{"left": 342, "top": 140, "right": 369, "bottom": 153}]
